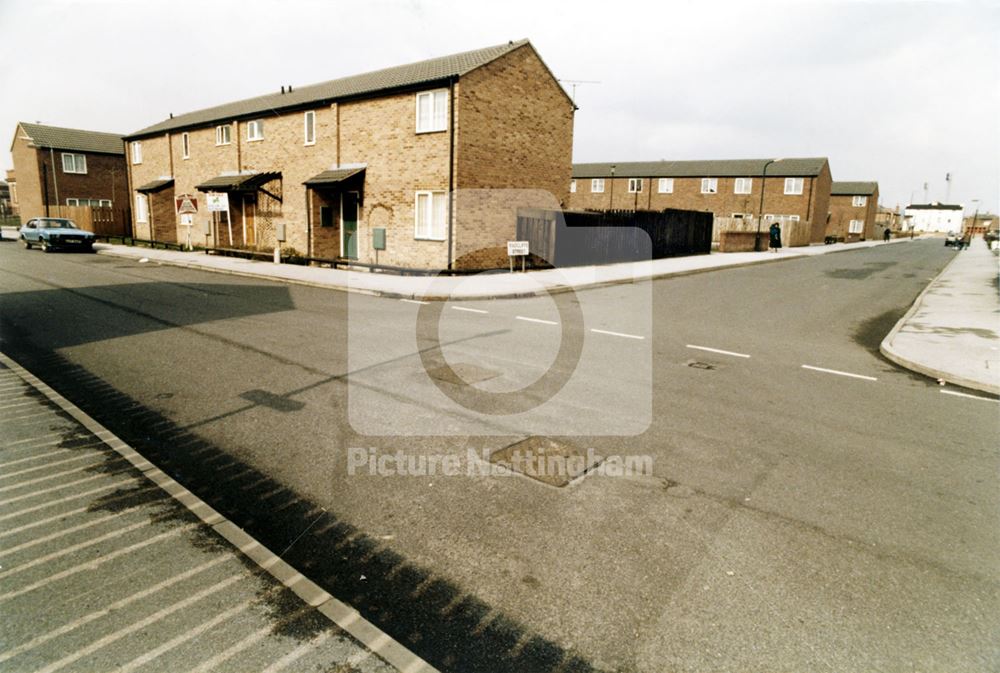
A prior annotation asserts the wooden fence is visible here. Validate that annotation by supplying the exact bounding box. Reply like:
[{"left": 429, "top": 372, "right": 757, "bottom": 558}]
[
  {"left": 712, "top": 216, "right": 812, "bottom": 248},
  {"left": 516, "top": 208, "right": 713, "bottom": 267},
  {"left": 41, "top": 205, "right": 131, "bottom": 237}
]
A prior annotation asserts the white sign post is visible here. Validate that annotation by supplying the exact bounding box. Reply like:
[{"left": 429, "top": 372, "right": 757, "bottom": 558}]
[
  {"left": 507, "top": 240, "right": 529, "bottom": 273},
  {"left": 205, "top": 193, "right": 231, "bottom": 247}
]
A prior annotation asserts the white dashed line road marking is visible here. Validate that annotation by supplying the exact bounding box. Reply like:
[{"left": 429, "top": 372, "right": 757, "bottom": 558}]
[
  {"left": 399, "top": 298, "right": 429, "bottom": 305},
  {"left": 451, "top": 306, "right": 489, "bottom": 314},
  {"left": 591, "top": 328, "right": 645, "bottom": 340},
  {"left": 516, "top": 316, "right": 558, "bottom": 325},
  {"left": 801, "top": 364, "right": 877, "bottom": 382},
  {"left": 686, "top": 344, "right": 749, "bottom": 358},
  {"left": 940, "top": 389, "right": 999, "bottom": 403}
]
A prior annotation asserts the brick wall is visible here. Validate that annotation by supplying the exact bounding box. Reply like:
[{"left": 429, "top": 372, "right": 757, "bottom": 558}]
[
  {"left": 827, "top": 188, "right": 880, "bottom": 242},
  {"left": 10, "top": 127, "right": 42, "bottom": 220}
]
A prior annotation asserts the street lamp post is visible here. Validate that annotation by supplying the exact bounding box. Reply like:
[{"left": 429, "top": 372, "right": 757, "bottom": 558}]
[
  {"left": 609, "top": 164, "right": 616, "bottom": 211},
  {"left": 755, "top": 158, "right": 782, "bottom": 251},
  {"left": 969, "top": 199, "right": 980, "bottom": 240}
]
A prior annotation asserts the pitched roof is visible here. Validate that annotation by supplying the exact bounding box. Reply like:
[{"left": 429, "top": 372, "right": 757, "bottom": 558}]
[
  {"left": 572, "top": 157, "right": 829, "bottom": 179},
  {"left": 127, "top": 40, "right": 532, "bottom": 139},
  {"left": 831, "top": 181, "right": 878, "bottom": 196},
  {"left": 16, "top": 122, "right": 124, "bottom": 155},
  {"left": 905, "top": 202, "right": 963, "bottom": 211}
]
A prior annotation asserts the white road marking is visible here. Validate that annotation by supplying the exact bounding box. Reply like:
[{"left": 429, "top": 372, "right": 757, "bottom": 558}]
[
  {"left": 591, "top": 328, "right": 645, "bottom": 340},
  {"left": 801, "top": 364, "right": 877, "bottom": 382},
  {"left": 0, "top": 472, "right": 118, "bottom": 506},
  {"left": 0, "top": 460, "right": 105, "bottom": 493},
  {"left": 0, "top": 447, "right": 72, "bottom": 469},
  {"left": 0, "top": 485, "right": 157, "bottom": 540},
  {"left": 516, "top": 316, "right": 558, "bottom": 325},
  {"left": 260, "top": 632, "right": 335, "bottom": 673},
  {"left": 183, "top": 606, "right": 315, "bottom": 673},
  {"left": 686, "top": 344, "right": 749, "bottom": 358},
  {"left": 0, "top": 452, "right": 97, "bottom": 480},
  {"left": 0, "top": 478, "right": 139, "bottom": 522},
  {"left": 451, "top": 306, "right": 489, "bottom": 314},
  {"left": 2, "top": 508, "right": 142, "bottom": 556},
  {"left": 940, "top": 389, "right": 999, "bottom": 403},
  {"left": 399, "top": 298, "right": 429, "bottom": 305}
]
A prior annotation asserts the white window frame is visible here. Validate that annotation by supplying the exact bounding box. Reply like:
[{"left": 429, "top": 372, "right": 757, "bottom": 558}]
[
  {"left": 66, "top": 198, "right": 79, "bottom": 206},
  {"left": 414, "top": 190, "right": 447, "bottom": 241},
  {"left": 658, "top": 178, "right": 674, "bottom": 194},
  {"left": 131, "top": 141, "right": 142, "bottom": 165},
  {"left": 304, "top": 111, "right": 316, "bottom": 146},
  {"left": 247, "top": 119, "right": 264, "bottom": 142},
  {"left": 627, "top": 178, "right": 643, "bottom": 193},
  {"left": 591, "top": 178, "right": 605, "bottom": 193},
  {"left": 181, "top": 132, "right": 190, "bottom": 159},
  {"left": 62, "top": 152, "right": 87, "bottom": 174},
  {"left": 734, "top": 177, "right": 752, "bottom": 194},
  {"left": 701, "top": 178, "right": 718, "bottom": 194},
  {"left": 849, "top": 219, "right": 864, "bottom": 234},
  {"left": 135, "top": 193, "right": 148, "bottom": 223},
  {"left": 852, "top": 195, "right": 867, "bottom": 207},
  {"left": 784, "top": 177, "right": 804, "bottom": 195},
  {"left": 570, "top": 179, "right": 577, "bottom": 193},
  {"left": 216, "top": 124, "right": 232, "bottom": 146},
  {"left": 9, "top": 183, "right": 16, "bottom": 204},
  {"left": 99, "top": 199, "right": 112, "bottom": 208},
  {"left": 789, "top": 215, "right": 800, "bottom": 221},
  {"left": 415, "top": 89, "right": 448, "bottom": 134}
]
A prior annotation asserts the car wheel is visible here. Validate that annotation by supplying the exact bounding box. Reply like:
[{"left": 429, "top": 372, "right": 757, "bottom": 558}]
[
  {"left": 22, "top": 237, "right": 31, "bottom": 249},
  {"left": 41, "top": 240, "right": 52, "bottom": 253}
]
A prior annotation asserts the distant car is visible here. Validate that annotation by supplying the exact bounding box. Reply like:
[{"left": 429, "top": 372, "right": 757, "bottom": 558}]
[
  {"left": 19, "top": 217, "right": 96, "bottom": 252},
  {"left": 944, "top": 232, "right": 959, "bottom": 247}
]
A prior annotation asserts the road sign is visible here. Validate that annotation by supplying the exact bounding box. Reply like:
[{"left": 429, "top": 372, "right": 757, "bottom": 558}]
[
  {"left": 175, "top": 194, "right": 198, "bottom": 215},
  {"left": 205, "top": 192, "right": 229, "bottom": 213},
  {"left": 507, "top": 240, "right": 529, "bottom": 256}
]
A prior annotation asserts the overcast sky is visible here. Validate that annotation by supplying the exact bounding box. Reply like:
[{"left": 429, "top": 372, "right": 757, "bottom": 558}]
[{"left": 1, "top": 0, "right": 997, "bottom": 212}]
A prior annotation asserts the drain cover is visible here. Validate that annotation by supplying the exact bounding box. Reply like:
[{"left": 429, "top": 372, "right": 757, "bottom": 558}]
[
  {"left": 489, "top": 436, "right": 603, "bottom": 487},
  {"left": 687, "top": 361, "right": 716, "bottom": 370},
  {"left": 427, "top": 362, "right": 500, "bottom": 386}
]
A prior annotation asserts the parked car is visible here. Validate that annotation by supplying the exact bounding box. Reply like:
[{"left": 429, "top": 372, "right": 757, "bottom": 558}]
[
  {"left": 19, "top": 217, "right": 96, "bottom": 252},
  {"left": 944, "top": 232, "right": 959, "bottom": 247}
]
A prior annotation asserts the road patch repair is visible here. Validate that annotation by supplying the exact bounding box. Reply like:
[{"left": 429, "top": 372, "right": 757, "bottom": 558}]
[{"left": 489, "top": 436, "right": 605, "bottom": 488}]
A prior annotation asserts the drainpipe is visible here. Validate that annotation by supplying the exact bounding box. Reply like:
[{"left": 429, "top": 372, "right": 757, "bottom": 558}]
[
  {"left": 49, "top": 147, "right": 60, "bottom": 211},
  {"left": 446, "top": 76, "right": 456, "bottom": 270},
  {"left": 306, "top": 189, "right": 312, "bottom": 258},
  {"left": 42, "top": 162, "right": 50, "bottom": 216}
]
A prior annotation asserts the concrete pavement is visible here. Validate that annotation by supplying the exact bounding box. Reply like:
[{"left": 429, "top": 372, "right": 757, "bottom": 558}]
[{"left": 881, "top": 237, "right": 1000, "bottom": 395}]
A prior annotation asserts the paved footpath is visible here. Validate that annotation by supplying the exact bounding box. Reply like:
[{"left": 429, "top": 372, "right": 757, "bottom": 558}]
[
  {"left": 881, "top": 237, "right": 1000, "bottom": 395},
  {"left": 0, "top": 353, "right": 436, "bottom": 673}
]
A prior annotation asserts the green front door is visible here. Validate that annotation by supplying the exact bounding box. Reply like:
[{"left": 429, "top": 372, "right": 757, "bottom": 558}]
[{"left": 341, "top": 192, "right": 358, "bottom": 259}]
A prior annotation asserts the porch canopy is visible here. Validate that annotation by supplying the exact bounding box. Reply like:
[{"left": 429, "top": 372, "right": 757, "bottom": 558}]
[
  {"left": 135, "top": 178, "right": 174, "bottom": 193},
  {"left": 303, "top": 167, "right": 364, "bottom": 188},
  {"left": 195, "top": 172, "right": 281, "bottom": 194}
]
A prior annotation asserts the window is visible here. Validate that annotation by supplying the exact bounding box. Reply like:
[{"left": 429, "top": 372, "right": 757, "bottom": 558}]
[
  {"left": 216, "top": 124, "right": 232, "bottom": 145},
  {"left": 100, "top": 199, "right": 112, "bottom": 207},
  {"left": 66, "top": 198, "right": 78, "bottom": 206},
  {"left": 414, "top": 191, "right": 447, "bottom": 240},
  {"left": 789, "top": 215, "right": 800, "bottom": 221},
  {"left": 591, "top": 178, "right": 605, "bottom": 193},
  {"left": 570, "top": 180, "right": 577, "bottom": 193},
  {"left": 62, "top": 153, "right": 87, "bottom": 174},
  {"left": 135, "top": 193, "right": 148, "bottom": 223},
  {"left": 658, "top": 178, "right": 674, "bottom": 194},
  {"left": 852, "top": 195, "right": 867, "bottom": 207},
  {"left": 181, "top": 132, "right": 190, "bottom": 159},
  {"left": 849, "top": 219, "right": 864, "bottom": 234},
  {"left": 9, "top": 183, "right": 16, "bottom": 204},
  {"left": 131, "top": 142, "right": 142, "bottom": 164},
  {"left": 627, "top": 178, "right": 643, "bottom": 193},
  {"left": 784, "top": 177, "right": 804, "bottom": 194},
  {"left": 415, "top": 89, "right": 448, "bottom": 133},
  {"left": 66, "top": 198, "right": 110, "bottom": 207},
  {"left": 732, "top": 213, "right": 746, "bottom": 219},
  {"left": 304, "top": 111, "right": 316, "bottom": 145},
  {"left": 247, "top": 120, "right": 264, "bottom": 141},
  {"left": 734, "top": 177, "right": 752, "bottom": 194},
  {"left": 701, "top": 178, "right": 718, "bottom": 194}
]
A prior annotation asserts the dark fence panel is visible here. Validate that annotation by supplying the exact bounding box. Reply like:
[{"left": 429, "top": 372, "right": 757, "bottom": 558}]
[{"left": 517, "top": 208, "right": 713, "bottom": 267}]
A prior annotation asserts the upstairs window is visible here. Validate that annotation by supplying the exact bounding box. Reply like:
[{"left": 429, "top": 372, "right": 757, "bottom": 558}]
[
  {"left": 570, "top": 180, "right": 577, "bottom": 193},
  {"left": 701, "top": 178, "right": 718, "bottom": 194},
  {"left": 304, "top": 111, "right": 316, "bottom": 145},
  {"left": 591, "top": 178, "right": 605, "bottom": 193},
  {"left": 628, "top": 178, "right": 643, "bottom": 193},
  {"left": 247, "top": 120, "right": 264, "bottom": 142},
  {"left": 734, "top": 177, "right": 752, "bottom": 194},
  {"left": 658, "top": 178, "right": 674, "bottom": 193},
  {"left": 130, "top": 142, "right": 142, "bottom": 164},
  {"left": 784, "top": 177, "right": 804, "bottom": 195},
  {"left": 852, "top": 195, "right": 867, "bottom": 207},
  {"left": 62, "top": 153, "right": 87, "bottom": 174},
  {"left": 181, "top": 132, "right": 190, "bottom": 159},
  {"left": 216, "top": 124, "right": 232, "bottom": 145},
  {"left": 416, "top": 89, "right": 448, "bottom": 133}
]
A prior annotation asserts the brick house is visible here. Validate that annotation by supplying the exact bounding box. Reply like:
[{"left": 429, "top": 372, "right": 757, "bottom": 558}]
[
  {"left": 569, "top": 157, "right": 833, "bottom": 244},
  {"left": 827, "top": 181, "right": 879, "bottom": 242},
  {"left": 8, "top": 122, "right": 128, "bottom": 220},
  {"left": 123, "top": 39, "right": 574, "bottom": 269}
]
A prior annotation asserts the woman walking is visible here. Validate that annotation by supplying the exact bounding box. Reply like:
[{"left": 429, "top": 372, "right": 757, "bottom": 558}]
[{"left": 768, "top": 221, "right": 782, "bottom": 253}]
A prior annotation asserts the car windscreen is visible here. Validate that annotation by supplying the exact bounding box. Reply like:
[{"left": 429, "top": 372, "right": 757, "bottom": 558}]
[{"left": 38, "top": 220, "right": 77, "bottom": 229}]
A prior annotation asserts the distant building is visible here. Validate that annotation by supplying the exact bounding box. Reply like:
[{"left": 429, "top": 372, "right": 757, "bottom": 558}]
[
  {"left": 569, "top": 157, "right": 833, "bottom": 244},
  {"left": 964, "top": 212, "right": 995, "bottom": 237},
  {"left": 903, "top": 202, "right": 964, "bottom": 233},
  {"left": 826, "top": 181, "right": 879, "bottom": 241},
  {"left": 876, "top": 205, "right": 902, "bottom": 233},
  {"left": 9, "top": 122, "right": 128, "bottom": 220},
  {"left": 0, "top": 179, "right": 10, "bottom": 218}
]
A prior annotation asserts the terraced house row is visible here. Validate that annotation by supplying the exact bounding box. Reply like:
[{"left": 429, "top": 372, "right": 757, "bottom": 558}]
[{"left": 123, "top": 39, "right": 574, "bottom": 269}]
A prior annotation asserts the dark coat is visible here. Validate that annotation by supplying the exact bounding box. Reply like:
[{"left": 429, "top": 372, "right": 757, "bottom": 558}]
[{"left": 768, "top": 223, "right": 782, "bottom": 248}]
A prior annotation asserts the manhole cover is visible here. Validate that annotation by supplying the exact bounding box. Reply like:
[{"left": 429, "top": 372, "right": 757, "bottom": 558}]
[
  {"left": 427, "top": 362, "right": 500, "bottom": 386},
  {"left": 687, "top": 361, "right": 716, "bottom": 370},
  {"left": 489, "top": 436, "right": 604, "bottom": 487}
]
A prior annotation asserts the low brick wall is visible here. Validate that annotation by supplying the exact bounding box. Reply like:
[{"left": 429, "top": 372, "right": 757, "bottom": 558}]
[{"left": 719, "top": 230, "right": 763, "bottom": 252}]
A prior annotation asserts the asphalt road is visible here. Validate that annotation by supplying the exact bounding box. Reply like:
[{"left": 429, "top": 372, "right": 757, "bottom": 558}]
[{"left": 1, "top": 239, "right": 997, "bottom": 672}]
